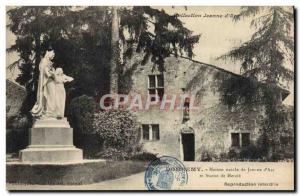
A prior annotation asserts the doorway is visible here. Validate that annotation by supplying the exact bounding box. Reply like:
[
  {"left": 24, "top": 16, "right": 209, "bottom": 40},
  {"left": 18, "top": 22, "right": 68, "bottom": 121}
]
[{"left": 181, "top": 133, "right": 195, "bottom": 161}]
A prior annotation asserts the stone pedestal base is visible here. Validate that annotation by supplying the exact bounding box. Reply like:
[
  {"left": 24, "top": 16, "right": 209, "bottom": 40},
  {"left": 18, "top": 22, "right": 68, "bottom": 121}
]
[
  {"left": 32, "top": 117, "right": 71, "bottom": 128},
  {"left": 20, "top": 119, "right": 83, "bottom": 163},
  {"left": 20, "top": 147, "right": 83, "bottom": 163}
]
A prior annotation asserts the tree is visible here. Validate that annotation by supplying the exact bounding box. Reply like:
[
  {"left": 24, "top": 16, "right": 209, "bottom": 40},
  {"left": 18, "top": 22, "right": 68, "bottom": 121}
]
[
  {"left": 119, "top": 6, "right": 200, "bottom": 70},
  {"left": 7, "top": 6, "right": 74, "bottom": 112},
  {"left": 7, "top": 6, "right": 200, "bottom": 113},
  {"left": 219, "top": 6, "right": 295, "bottom": 160},
  {"left": 220, "top": 6, "right": 294, "bottom": 85},
  {"left": 110, "top": 7, "right": 120, "bottom": 94}
]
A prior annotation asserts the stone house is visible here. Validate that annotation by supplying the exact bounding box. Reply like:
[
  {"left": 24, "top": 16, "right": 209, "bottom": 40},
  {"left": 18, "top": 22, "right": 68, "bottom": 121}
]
[
  {"left": 6, "top": 79, "right": 28, "bottom": 154},
  {"left": 124, "top": 55, "right": 291, "bottom": 161},
  {"left": 6, "top": 79, "right": 26, "bottom": 118}
]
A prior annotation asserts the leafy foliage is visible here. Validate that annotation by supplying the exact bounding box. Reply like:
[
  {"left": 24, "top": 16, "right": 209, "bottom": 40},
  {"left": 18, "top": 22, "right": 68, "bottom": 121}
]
[
  {"left": 217, "top": 7, "right": 294, "bottom": 159},
  {"left": 6, "top": 113, "right": 31, "bottom": 130},
  {"left": 96, "top": 147, "right": 131, "bottom": 161},
  {"left": 7, "top": 6, "right": 200, "bottom": 113},
  {"left": 97, "top": 147, "right": 157, "bottom": 161},
  {"left": 68, "top": 95, "right": 96, "bottom": 135},
  {"left": 119, "top": 6, "right": 200, "bottom": 70},
  {"left": 68, "top": 96, "right": 140, "bottom": 158},
  {"left": 220, "top": 6, "right": 294, "bottom": 85},
  {"left": 214, "top": 73, "right": 285, "bottom": 108},
  {"left": 259, "top": 105, "right": 294, "bottom": 160},
  {"left": 7, "top": 7, "right": 67, "bottom": 112},
  {"left": 130, "top": 152, "right": 158, "bottom": 161},
  {"left": 92, "top": 109, "right": 139, "bottom": 149},
  {"left": 6, "top": 114, "right": 31, "bottom": 153}
]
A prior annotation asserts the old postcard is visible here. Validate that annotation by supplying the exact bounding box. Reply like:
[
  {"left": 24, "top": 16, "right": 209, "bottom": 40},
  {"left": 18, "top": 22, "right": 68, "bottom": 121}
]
[{"left": 6, "top": 6, "right": 295, "bottom": 191}]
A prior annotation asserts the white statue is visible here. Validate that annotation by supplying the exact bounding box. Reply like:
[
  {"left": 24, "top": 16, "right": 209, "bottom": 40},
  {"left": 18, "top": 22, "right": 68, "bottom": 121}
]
[
  {"left": 31, "top": 50, "right": 73, "bottom": 119},
  {"left": 54, "top": 68, "right": 73, "bottom": 118}
]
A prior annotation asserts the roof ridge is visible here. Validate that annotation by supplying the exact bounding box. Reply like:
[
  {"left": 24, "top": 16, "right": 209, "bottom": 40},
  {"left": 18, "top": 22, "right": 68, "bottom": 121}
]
[
  {"left": 178, "top": 55, "right": 289, "bottom": 87},
  {"left": 6, "top": 79, "right": 26, "bottom": 90},
  {"left": 175, "top": 55, "right": 290, "bottom": 99},
  {"left": 178, "top": 55, "right": 243, "bottom": 78}
]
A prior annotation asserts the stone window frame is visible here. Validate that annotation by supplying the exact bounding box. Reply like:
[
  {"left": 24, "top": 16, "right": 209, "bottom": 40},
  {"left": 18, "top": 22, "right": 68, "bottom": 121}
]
[
  {"left": 142, "top": 124, "right": 160, "bottom": 141},
  {"left": 148, "top": 74, "right": 164, "bottom": 102},
  {"left": 230, "top": 131, "right": 251, "bottom": 148},
  {"left": 183, "top": 97, "right": 190, "bottom": 122}
]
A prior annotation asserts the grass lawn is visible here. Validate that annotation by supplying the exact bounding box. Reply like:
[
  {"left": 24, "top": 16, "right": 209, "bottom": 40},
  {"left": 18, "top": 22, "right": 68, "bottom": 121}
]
[{"left": 7, "top": 160, "right": 149, "bottom": 185}]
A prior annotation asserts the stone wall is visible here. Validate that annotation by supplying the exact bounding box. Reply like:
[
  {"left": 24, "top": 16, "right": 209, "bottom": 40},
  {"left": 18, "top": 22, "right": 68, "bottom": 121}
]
[
  {"left": 126, "top": 55, "right": 289, "bottom": 161},
  {"left": 6, "top": 79, "right": 28, "bottom": 153},
  {"left": 6, "top": 79, "right": 26, "bottom": 117}
]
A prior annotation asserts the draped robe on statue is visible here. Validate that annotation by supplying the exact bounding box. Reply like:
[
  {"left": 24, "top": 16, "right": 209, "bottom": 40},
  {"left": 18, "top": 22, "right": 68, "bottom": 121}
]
[
  {"left": 31, "top": 57, "right": 56, "bottom": 118},
  {"left": 54, "top": 68, "right": 73, "bottom": 118}
]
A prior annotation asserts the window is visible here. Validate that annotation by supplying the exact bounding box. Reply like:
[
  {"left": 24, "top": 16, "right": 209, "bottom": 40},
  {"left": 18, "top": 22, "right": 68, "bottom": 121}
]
[
  {"left": 142, "top": 125, "right": 150, "bottom": 140},
  {"left": 231, "top": 132, "right": 250, "bottom": 147},
  {"left": 183, "top": 97, "right": 190, "bottom": 122},
  {"left": 152, "top": 124, "right": 160, "bottom": 141},
  {"left": 241, "top": 133, "right": 250, "bottom": 147},
  {"left": 142, "top": 124, "right": 160, "bottom": 141},
  {"left": 148, "top": 74, "right": 164, "bottom": 101},
  {"left": 231, "top": 133, "right": 240, "bottom": 147},
  {"left": 149, "top": 75, "right": 156, "bottom": 88},
  {"left": 157, "top": 75, "right": 164, "bottom": 87}
]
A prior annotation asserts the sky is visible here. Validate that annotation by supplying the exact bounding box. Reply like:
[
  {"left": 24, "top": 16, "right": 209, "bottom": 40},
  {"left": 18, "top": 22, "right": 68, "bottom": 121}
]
[
  {"left": 161, "top": 6, "right": 253, "bottom": 72},
  {"left": 6, "top": 6, "right": 294, "bottom": 105},
  {"left": 160, "top": 6, "right": 294, "bottom": 105}
]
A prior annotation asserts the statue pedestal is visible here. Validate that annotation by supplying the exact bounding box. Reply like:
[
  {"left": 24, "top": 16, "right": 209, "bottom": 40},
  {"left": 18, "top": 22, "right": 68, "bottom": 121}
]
[
  {"left": 8, "top": 119, "right": 107, "bottom": 185},
  {"left": 20, "top": 118, "right": 83, "bottom": 163}
]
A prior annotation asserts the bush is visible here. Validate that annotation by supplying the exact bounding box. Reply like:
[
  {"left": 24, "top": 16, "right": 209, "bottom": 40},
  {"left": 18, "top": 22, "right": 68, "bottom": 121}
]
[
  {"left": 93, "top": 109, "right": 139, "bottom": 149},
  {"left": 96, "top": 147, "right": 157, "bottom": 162},
  {"left": 68, "top": 95, "right": 96, "bottom": 135},
  {"left": 199, "top": 150, "right": 213, "bottom": 161},
  {"left": 67, "top": 95, "right": 99, "bottom": 157},
  {"left": 239, "top": 145, "right": 262, "bottom": 160},
  {"left": 6, "top": 114, "right": 31, "bottom": 153},
  {"left": 68, "top": 97, "right": 140, "bottom": 159},
  {"left": 130, "top": 152, "right": 158, "bottom": 161},
  {"left": 227, "top": 149, "right": 238, "bottom": 161},
  {"left": 96, "top": 147, "right": 130, "bottom": 161},
  {"left": 6, "top": 128, "right": 29, "bottom": 154},
  {"left": 7, "top": 113, "right": 31, "bottom": 130}
]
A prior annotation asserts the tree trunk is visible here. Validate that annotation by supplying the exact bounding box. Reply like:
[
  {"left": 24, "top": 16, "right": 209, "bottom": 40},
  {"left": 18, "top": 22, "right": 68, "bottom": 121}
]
[
  {"left": 267, "top": 141, "right": 274, "bottom": 160},
  {"left": 110, "top": 6, "right": 119, "bottom": 95}
]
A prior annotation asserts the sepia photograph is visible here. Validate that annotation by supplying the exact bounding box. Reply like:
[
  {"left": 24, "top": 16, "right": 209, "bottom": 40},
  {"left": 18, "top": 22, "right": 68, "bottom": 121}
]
[{"left": 5, "top": 5, "right": 295, "bottom": 191}]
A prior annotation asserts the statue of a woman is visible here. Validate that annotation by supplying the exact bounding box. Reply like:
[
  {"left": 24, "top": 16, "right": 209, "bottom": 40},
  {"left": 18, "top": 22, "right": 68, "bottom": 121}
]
[
  {"left": 31, "top": 50, "right": 74, "bottom": 120},
  {"left": 54, "top": 68, "right": 74, "bottom": 118},
  {"left": 31, "top": 50, "right": 57, "bottom": 119}
]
